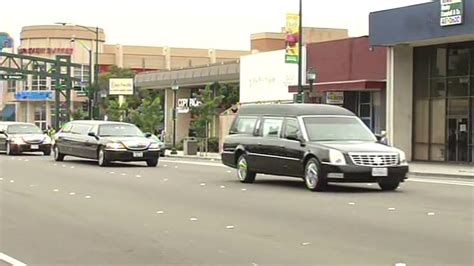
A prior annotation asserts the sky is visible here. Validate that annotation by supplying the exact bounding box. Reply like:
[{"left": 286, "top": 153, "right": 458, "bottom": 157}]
[{"left": 3, "top": 0, "right": 429, "bottom": 51}]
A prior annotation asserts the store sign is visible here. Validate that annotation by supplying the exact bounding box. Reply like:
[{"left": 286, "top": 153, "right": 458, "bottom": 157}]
[
  {"left": 18, "top": 48, "right": 74, "bottom": 55},
  {"left": 109, "top": 78, "right": 134, "bottom": 95},
  {"left": 440, "top": 0, "right": 464, "bottom": 26},
  {"left": 177, "top": 98, "right": 202, "bottom": 114},
  {"left": 326, "top": 92, "right": 344, "bottom": 105},
  {"left": 14, "top": 91, "right": 54, "bottom": 101}
]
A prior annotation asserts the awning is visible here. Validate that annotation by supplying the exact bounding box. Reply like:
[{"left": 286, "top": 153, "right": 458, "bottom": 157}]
[{"left": 289, "top": 80, "right": 386, "bottom": 93}]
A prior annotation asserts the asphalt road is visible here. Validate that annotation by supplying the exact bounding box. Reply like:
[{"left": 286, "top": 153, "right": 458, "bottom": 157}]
[{"left": 0, "top": 153, "right": 473, "bottom": 266}]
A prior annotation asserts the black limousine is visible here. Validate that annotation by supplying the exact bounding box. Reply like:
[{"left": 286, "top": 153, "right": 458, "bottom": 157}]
[
  {"left": 53, "top": 121, "right": 161, "bottom": 167},
  {"left": 0, "top": 122, "right": 52, "bottom": 155},
  {"left": 222, "top": 104, "right": 409, "bottom": 191}
]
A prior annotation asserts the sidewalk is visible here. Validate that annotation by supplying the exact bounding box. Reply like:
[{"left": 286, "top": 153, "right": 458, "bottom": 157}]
[{"left": 165, "top": 151, "right": 473, "bottom": 179}]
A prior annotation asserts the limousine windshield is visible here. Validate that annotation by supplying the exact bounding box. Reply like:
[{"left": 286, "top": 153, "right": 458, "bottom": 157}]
[
  {"left": 7, "top": 124, "right": 42, "bottom": 134},
  {"left": 99, "top": 124, "right": 143, "bottom": 137},
  {"left": 303, "top": 116, "right": 376, "bottom": 142}
]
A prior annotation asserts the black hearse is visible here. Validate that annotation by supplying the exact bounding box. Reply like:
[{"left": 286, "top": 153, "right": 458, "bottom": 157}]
[
  {"left": 221, "top": 104, "right": 409, "bottom": 191},
  {"left": 53, "top": 121, "right": 161, "bottom": 167}
]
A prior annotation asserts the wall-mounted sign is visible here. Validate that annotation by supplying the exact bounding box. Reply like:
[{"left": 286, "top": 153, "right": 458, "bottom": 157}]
[
  {"left": 14, "top": 91, "right": 54, "bottom": 101},
  {"left": 177, "top": 98, "right": 202, "bottom": 113},
  {"left": 326, "top": 91, "right": 344, "bottom": 105},
  {"left": 18, "top": 48, "right": 74, "bottom": 55},
  {"left": 440, "top": 0, "right": 464, "bottom": 26},
  {"left": 109, "top": 78, "right": 134, "bottom": 95}
]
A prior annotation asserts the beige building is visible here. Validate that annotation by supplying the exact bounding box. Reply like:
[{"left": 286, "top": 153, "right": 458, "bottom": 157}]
[
  {"left": 251, "top": 27, "right": 348, "bottom": 52},
  {"left": 1, "top": 25, "right": 248, "bottom": 129}
]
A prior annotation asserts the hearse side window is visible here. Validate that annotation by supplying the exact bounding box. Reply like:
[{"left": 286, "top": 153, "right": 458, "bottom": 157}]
[
  {"left": 234, "top": 116, "right": 258, "bottom": 134},
  {"left": 284, "top": 118, "right": 300, "bottom": 138},
  {"left": 262, "top": 118, "right": 283, "bottom": 138}
]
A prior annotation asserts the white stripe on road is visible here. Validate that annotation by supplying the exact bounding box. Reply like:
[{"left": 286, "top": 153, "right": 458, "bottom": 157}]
[
  {"left": 160, "top": 159, "right": 226, "bottom": 168},
  {"left": 0, "top": 253, "right": 27, "bottom": 266},
  {"left": 162, "top": 160, "right": 473, "bottom": 187},
  {"left": 408, "top": 178, "right": 474, "bottom": 187}
]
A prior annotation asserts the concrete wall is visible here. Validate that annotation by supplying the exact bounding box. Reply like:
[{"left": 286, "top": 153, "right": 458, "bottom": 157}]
[{"left": 386, "top": 45, "right": 414, "bottom": 159}]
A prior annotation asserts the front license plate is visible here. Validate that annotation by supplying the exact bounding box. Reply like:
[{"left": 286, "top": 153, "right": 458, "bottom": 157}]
[
  {"left": 30, "top": 145, "right": 39, "bottom": 150},
  {"left": 372, "top": 167, "right": 388, "bottom": 177},
  {"left": 133, "top": 152, "right": 143, "bottom": 158}
]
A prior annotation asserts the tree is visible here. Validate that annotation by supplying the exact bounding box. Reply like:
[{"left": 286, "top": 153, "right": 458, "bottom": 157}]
[
  {"left": 129, "top": 94, "right": 164, "bottom": 133},
  {"left": 71, "top": 107, "right": 87, "bottom": 120}
]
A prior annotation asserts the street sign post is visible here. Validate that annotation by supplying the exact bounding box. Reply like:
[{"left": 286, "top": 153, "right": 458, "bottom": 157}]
[{"left": 0, "top": 74, "right": 25, "bottom": 80}]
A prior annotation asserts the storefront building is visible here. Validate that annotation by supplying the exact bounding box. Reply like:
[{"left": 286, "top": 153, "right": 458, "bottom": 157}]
[
  {"left": 370, "top": 0, "right": 474, "bottom": 163},
  {"left": 289, "top": 36, "right": 387, "bottom": 133}
]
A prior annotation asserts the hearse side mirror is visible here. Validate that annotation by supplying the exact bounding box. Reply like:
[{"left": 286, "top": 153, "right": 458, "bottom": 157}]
[{"left": 145, "top": 132, "right": 152, "bottom": 138}]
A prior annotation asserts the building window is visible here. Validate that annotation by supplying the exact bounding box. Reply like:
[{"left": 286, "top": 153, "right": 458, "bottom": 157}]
[
  {"left": 413, "top": 41, "right": 473, "bottom": 163},
  {"left": 358, "top": 91, "right": 373, "bottom": 130},
  {"left": 34, "top": 105, "right": 47, "bottom": 130}
]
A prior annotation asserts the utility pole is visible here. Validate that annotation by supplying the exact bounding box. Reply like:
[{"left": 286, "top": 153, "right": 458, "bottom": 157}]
[{"left": 297, "top": 0, "right": 304, "bottom": 104}]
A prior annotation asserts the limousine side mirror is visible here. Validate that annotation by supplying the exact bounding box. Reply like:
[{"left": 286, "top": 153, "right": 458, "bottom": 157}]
[
  {"left": 0, "top": 130, "right": 6, "bottom": 136},
  {"left": 145, "top": 132, "right": 152, "bottom": 138},
  {"left": 88, "top": 132, "right": 99, "bottom": 140},
  {"left": 287, "top": 133, "right": 305, "bottom": 146}
]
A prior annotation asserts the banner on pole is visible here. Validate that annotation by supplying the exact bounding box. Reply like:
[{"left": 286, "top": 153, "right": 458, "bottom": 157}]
[{"left": 285, "top": 13, "right": 300, "bottom": 64}]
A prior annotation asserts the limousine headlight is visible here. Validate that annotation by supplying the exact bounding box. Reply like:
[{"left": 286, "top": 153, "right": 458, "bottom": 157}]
[
  {"left": 329, "top": 149, "right": 346, "bottom": 165},
  {"left": 149, "top": 143, "right": 160, "bottom": 150},
  {"left": 10, "top": 137, "right": 25, "bottom": 144},
  {"left": 106, "top": 143, "right": 125, "bottom": 150}
]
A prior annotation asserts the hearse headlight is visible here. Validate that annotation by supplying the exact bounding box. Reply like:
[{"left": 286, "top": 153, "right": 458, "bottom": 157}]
[
  {"left": 399, "top": 150, "right": 408, "bottom": 165},
  {"left": 329, "top": 149, "right": 346, "bottom": 165},
  {"left": 106, "top": 142, "right": 125, "bottom": 150}
]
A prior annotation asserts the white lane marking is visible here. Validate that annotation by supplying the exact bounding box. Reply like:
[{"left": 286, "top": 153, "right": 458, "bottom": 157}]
[
  {"left": 200, "top": 183, "right": 206, "bottom": 186},
  {"left": 174, "top": 166, "right": 178, "bottom": 169},
  {"left": 109, "top": 172, "right": 115, "bottom": 174},
  {"left": 121, "top": 173, "right": 127, "bottom": 176},
  {"left": 190, "top": 217, "right": 198, "bottom": 221},
  {"left": 408, "top": 178, "right": 474, "bottom": 187},
  {"left": 163, "top": 178, "right": 169, "bottom": 182},
  {"left": 348, "top": 202, "right": 356, "bottom": 206},
  {"left": 53, "top": 189, "right": 59, "bottom": 192},
  {"left": 69, "top": 192, "right": 76, "bottom": 196},
  {"left": 0, "top": 252, "right": 27, "bottom": 266},
  {"left": 62, "top": 164, "right": 66, "bottom": 168},
  {"left": 220, "top": 185, "right": 226, "bottom": 189},
  {"left": 70, "top": 166, "right": 75, "bottom": 169},
  {"left": 427, "top": 212, "right": 435, "bottom": 216},
  {"left": 85, "top": 195, "right": 92, "bottom": 199},
  {"left": 226, "top": 225, "right": 235, "bottom": 229},
  {"left": 226, "top": 170, "right": 231, "bottom": 173},
  {"left": 0, "top": 178, "right": 3, "bottom": 181},
  {"left": 29, "top": 184, "right": 37, "bottom": 188},
  {"left": 135, "top": 175, "right": 141, "bottom": 178},
  {"left": 241, "top": 188, "right": 247, "bottom": 191},
  {"left": 9, "top": 180, "right": 14, "bottom": 183},
  {"left": 301, "top": 242, "right": 312, "bottom": 246},
  {"left": 54, "top": 163, "right": 58, "bottom": 166},
  {"left": 24, "top": 159, "right": 29, "bottom": 162},
  {"left": 395, "top": 263, "right": 407, "bottom": 266},
  {"left": 388, "top": 208, "right": 396, "bottom": 211},
  {"left": 160, "top": 159, "right": 226, "bottom": 168},
  {"left": 156, "top": 211, "right": 165, "bottom": 214}
]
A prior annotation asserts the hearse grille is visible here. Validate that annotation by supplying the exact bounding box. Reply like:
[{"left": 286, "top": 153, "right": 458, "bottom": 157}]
[{"left": 349, "top": 153, "right": 399, "bottom": 167}]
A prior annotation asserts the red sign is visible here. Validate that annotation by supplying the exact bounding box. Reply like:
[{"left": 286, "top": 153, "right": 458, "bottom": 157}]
[{"left": 18, "top": 48, "right": 74, "bottom": 55}]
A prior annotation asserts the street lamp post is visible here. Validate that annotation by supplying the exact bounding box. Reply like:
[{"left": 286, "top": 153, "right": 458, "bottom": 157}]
[
  {"left": 307, "top": 67, "right": 316, "bottom": 103},
  {"left": 171, "top": 80, "right": 179, "bottom": 155},
  {"left": 56, "top": 23, "right": 100, "bottom": 118},
  {"left": 71, "top": 37, "right": 93, "bottom": 119},
  {"left": 297, "top": 0, "right": 304, "bottom": 103}
]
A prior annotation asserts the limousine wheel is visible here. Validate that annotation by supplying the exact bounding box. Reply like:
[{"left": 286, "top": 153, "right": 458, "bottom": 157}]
[
  {"left": 304, "top": 158, "right": 326, "bottom": 192},
  {"left": 98, "top": 148, "right": 110, "bottom": 167},
  {"left": 237, "top": 154, "right": 256, "bottom": 183},
  {"left": 378, "top": 180, "right": 400, "bottom": 191},
  {"left": 53, "top": 146, "right": 65, "bottom": 161},
  {"left": 43, "top": 149, "right": 52, "bottom": 156}
]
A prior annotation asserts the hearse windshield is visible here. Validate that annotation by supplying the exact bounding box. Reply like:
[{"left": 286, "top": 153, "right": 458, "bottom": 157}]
[
  {"left": 98, "top": 124, "right": 143, "bottom": 137},
  {"left": 303, "top": 116, "right": 376, "bottom": 142}
]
